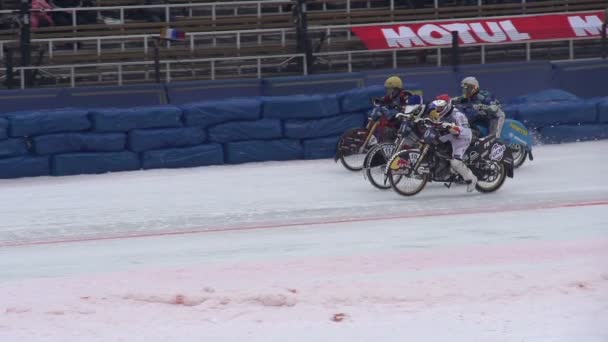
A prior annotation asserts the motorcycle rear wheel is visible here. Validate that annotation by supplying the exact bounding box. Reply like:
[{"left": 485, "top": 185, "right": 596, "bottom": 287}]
[{"left": 475, "top": 160, "right": 507, "bottom": 193}]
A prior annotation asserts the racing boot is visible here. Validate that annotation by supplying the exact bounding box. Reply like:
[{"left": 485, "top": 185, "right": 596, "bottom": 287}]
[{"left": 450, "top": 159, "right": 477, "bottom": 192}]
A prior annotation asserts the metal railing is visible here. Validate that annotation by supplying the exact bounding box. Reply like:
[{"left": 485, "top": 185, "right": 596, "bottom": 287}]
[
  {"left": 1, "top": 9, "right": 602, "bottom": 62},
  {"left": 0, "top": 53, "right": 307, "bottom": 89},
  {"left": 313, "top": 37, "right": 601, "bottom": 70},
  {"left": 3, "top": 36, "right": 603, "bottom": 89},
  {"left": 0, "top": 0, "right": 292, "bottom": 26},
  {"left": 0, "top": 0, "right": 581, "bottom": 28},
  {"left": 0, "top": 27, "right": 298, "bottom": 59}
]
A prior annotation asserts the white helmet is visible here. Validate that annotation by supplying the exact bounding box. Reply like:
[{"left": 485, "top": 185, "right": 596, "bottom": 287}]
[
  {"left": 429, "top": 98, "right": 451, "bottom": 121},
  {"left": 461, "top": 76, "right": 479, "bottom": 98}
]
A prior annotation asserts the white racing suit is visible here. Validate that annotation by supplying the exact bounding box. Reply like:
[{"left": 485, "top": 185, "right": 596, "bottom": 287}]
[{"left": 438, "top": 107, "right": 478, "bottom": 192}]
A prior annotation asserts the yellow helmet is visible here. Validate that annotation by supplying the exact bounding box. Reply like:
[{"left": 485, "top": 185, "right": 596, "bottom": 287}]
[{"left": 384, "top": 76, "right": 403, "bottom": 93}]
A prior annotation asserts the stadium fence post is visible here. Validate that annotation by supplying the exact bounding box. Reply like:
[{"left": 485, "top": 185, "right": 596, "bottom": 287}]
[{"left": 451, "top": 31, "right": 460, "bottom": 72}]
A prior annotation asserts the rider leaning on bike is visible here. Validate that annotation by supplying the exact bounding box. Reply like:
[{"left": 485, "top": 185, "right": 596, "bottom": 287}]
[
  {"left": 371, "top": 76, "right": 414, "bottom": 119},
  {"left": 452, "top": 77, "right": 506, "bottom": 139},
  {"left": 429, "top": 95, "right": 478, "bottom": 193}
]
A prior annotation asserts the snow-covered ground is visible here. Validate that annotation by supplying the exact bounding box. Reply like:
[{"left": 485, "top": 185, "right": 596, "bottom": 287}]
[{"left": 1, "top": 141, "right": 607, "bottom": 342}]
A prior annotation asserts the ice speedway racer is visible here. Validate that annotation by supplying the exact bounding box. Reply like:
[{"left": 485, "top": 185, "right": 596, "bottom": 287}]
[
  {"left": 359, "top": 107, "right": 533, "bottom": 193},
  {"left": 464, "top": 105, "right": 534, "bottom": 169},
  {"left": 384, "top": 114, "right": 515, "bottom": 196},
  {"left": 336, "top": 98, "right": 533, "bottom": 174},
  {"left": 362, "top": 97, "right": 427, "bottom": 190}
]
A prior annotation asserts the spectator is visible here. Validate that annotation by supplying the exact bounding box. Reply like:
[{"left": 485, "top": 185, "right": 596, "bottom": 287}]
[{"left": 31, "top": 0, "right": 55, "bottom": 28}]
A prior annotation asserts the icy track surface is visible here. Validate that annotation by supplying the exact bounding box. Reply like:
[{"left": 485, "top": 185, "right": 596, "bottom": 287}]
[{"left": 0, "top": 141, "right": 607, "bottom": 342}]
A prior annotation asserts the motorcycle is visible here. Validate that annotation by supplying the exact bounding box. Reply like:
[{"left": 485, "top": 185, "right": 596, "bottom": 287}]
[
  {"left": 385, "top": 118, "right": 514, "bottom": 196},
  {"left": 362, "top": 104, "right": 427, "bottom": 190},
  {"left": 335, "top": 104, "right": 399, "bottom": 171},
  {"left": 457, "top": 102, "right": 533, "bottom": 169}
]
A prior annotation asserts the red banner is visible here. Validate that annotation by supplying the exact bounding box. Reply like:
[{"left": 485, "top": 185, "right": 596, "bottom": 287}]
[{"left": 351, "top": 11, "right": 607, "bottom": 50}]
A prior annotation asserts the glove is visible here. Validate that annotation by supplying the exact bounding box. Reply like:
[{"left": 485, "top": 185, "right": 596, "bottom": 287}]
[
  {"left": 372, "top": 97, "right": 382, "bottom": 106},
  {"left": 441, "top": 122, "right": 460, "bottom": 135}
]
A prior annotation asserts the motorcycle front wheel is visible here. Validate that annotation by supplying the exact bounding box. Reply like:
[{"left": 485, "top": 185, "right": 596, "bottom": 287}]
[
  {"left": 364, "top": 143, "right": 396, "bottom": 190},
  {"left": 387, "top": 150, "right": 428, "bottom": 196}
]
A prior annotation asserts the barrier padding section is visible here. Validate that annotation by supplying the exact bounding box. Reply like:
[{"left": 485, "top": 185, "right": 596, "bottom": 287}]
[
  {"left": 0, "top": 88, "right": 64, "bottom": 114},
  {"left": 541, "top": 124, "right": 608, "bottom": 143},
  {"left": 166, "top": 79, "right": 263, "bottom": 104},
  {"left": 263, "top": 95, "right": 341, "bottom": 120},
  {"left": 129, "top": 127, "right": 206, "bottom": 152},
  {"left": 64, "top": 84, "right": 167, "bottom": 108},
  {"left": 8, "top": 109, "right": 90, "bottom": 137},
  {"left": 262, "top": 73, "right": 365, "bottom": 96},
  {"left": 208, "top": 119, "right": 282, "bottom": 143},
  {"left": 142, "top": 143, "right": 224, "bottom": 170},
  {"left": 508, "top": 89, "right": 580, "bottom": 105},
  {"left": 0, "top": 138, "right": 28, "bottom": 158},
  {"left": 553, "top": 60, "right": 608, "bottom": 98},
  {"left": 303, "top": 135, "right": 340, "bottom": 160},
  {"left": 90, "top": 105, "right": 182, "bottom": 132},
  {"left": 284, "top": 113, "right": 365, "bottom": 139},
  {"left": 516, "top": 101, "right": 597, "bottom": 128},
  {"left": 598, "top": 98, "right": 608, "bottom": 124},
  {"left": 0, "top": 118, "right": 7, "bottom": 140},
  {"left": 33, "top": 133, "right": 126, "bottom": 155},
  {"left": 339, "top": 85, "right": 385, "bottom": 113},
  {"left": 0, "top": 156, "right": 50, "bottom": 179},
  {"left": 458, "top": 62, "right": 554, "bottom": 103},
  {"left": 182, "top": 98, "right": 261, "bottom": 128},
  {"left": 225, "top": 139, "right": 303, "bottom": 164},
  {"left": 52, "top": 151, "right": 140, "bottom": 176}
]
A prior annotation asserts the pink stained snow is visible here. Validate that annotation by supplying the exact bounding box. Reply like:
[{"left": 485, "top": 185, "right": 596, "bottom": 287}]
[{"left": 1, "top": 140, "right": 607, "bottom": 341}]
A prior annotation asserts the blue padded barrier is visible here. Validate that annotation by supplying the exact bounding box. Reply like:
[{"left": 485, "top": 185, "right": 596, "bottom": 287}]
[
  {"left": 90, "top": 105, "right": 182, "bottom": 132},
  {"left": 262, "top": 73, "right": 365, "bottom": 96},
  {"left": 0, "top": 88, "right": 64, "bottom": 114},
  {"left": 62, "top": 84, "right": 167, "bottom": 108},
  {"left": 508, "top": 89, "right": 580, "bottom": 105},
  {"left": 0, "top": 138, "right": 29, "bottom": 158},
  {"left": 142, "top": 143, "right": 224, "bottom": 169},
  {"left": 33, "top": 133, "right": 126, "bottom": 155},
  {"left": 8, "top": 108, "right": 90, "bottom": 137},
  {"left": 0, "top": 118, "right": 7, "bottom": 140},
  {"left": 458, "top": 62, "right": 555, "bottom": 103},
  {"left": 540, "top": 124, "right": 608, "bottom": 144},
  {"left": 552, "top": 60, "right": 608, "bottom": 98},
  {"left": 339, "top": 85, "right": 385, "bottom": 113},
  {"left": 166, "top": 79, "right": 263, "bottom": 104},
  {"left": 598, "top": 98, "right": 608, "bottom": 124},
  {"left": 303, "top": 135, "right": 340, "bottom": 159},
  {"left": 225, "top": 139, "right": 303, "bottom": 164},
  {"left": 0, "top": 156, "right": 50, "bottom": 178},
  {"left": 284, "top": 112, "right": 365, "bottom": 139},
  {"left": 129, "top": 127, "right": 206, "bottom": 152},
  {"left": 182, "top": 98, "right": 262, "bottom": 128},
  {"left": 208, "top": 119, "right": 282, "bottom": 143},
  {"left": 52, "top": 151, "right": 140, "bottom": 176},
  {"left": 516, "top": 101, "right": 598, "bottom": 128},
  {"left": 262, "top": 95, "right": 341, "bottom": 120}
]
